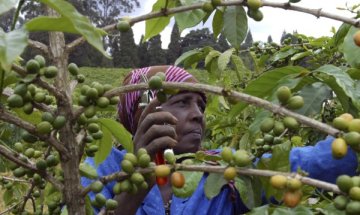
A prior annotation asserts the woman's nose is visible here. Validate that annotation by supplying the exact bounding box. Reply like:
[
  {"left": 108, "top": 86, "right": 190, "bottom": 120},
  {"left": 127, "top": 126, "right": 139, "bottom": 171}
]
[{"left": 189, "top": 103, "right": 204, "bottom": 122}]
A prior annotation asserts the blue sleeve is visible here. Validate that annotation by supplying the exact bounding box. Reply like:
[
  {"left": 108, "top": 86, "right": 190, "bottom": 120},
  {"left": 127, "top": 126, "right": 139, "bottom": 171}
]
[
  {"left": 170, "top": 174, "right": 249, "bottom": 215},
  {"left": 290, "top": 136, "right": 358, "bottom": 184}
]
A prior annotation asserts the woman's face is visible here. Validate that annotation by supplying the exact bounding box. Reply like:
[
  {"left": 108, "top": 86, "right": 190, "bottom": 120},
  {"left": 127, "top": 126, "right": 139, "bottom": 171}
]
[{"left": 160, "top": 92, "right": 206, "bottom": 154}]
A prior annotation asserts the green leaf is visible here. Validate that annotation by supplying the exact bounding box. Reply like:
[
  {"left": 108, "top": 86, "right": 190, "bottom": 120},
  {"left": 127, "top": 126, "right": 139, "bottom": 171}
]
[
  {"left": 229, "top": 66, "right": 304, "bottom": 118},
  {"left": 257, "top": 141, "right": 291, "bottom": 200},
  {"left": 144, "top": 0, "right": 175, "bottom": 41},
  {"left": 94, "top": 122, "right": 112, "bottom": 165},
  {"left": 175, "top": 0, "right": 206, "bottom": 32},
  {"left": 249, "top": 110, "right": 271, "bottom": 135},
  {"left": 341, "top": 26, "right": 360, "bottom": 68},
  {"left": 0, "top": 28, "right": 28, "bottom": 71},
  {"left": 85, "top": 196, "right": 94, "bottom": 215},
  {"left": 175, "top": 49, "right": 202, "bottom": 66},
  {"left": 231, "top": 54, "right": 250, "bottom": 81},
  {"left": 223, "top": 6, "right": 247, "bottom": 49},
  {"left": 26, "top": 0, "right": 109, "bottom": 57},
  {"left": 248, "top": 205, "right": 269, "bottom": 215},
  {"left": 347, "top": 68, "right": 360, "bottom": 80},
  {"left": 60, "top": 207, "right": 68, "bottom": 215},
  {"left": 272, "top": 206, "right": 314, "bottom": 215},
  {"left": 212, "top": 9, "right": 224, "bottom": 39},
  {"left": 44, "top": 183, "right": 61, "bottom": 204},
  {"left": 314, "top": 65, "right": 360, "bottom": 112},
  {"left": 3, "top": 188, "right": 16, "bottom": 206},
  {"left": 320, "top": 203, "right": 346, "bottom": 215},
  {"left": 204, "top": 173, "right": 227, "bottom": 199},
  {"left": 0, "top": 0, "right": 18, "bottom": 15},
  {"left": 334, "top": 23, "right": 351, "bottom": 47},
  {"left": 25, "top": 17, "right": 78, "bottom": 34},
  {"left": 271, "top": 48, "right": 298, "bottom": 62},
  {"left": 269, "top": 141, "right": 291, "bottom": 172},
  {"left": 97, "top": 118, "right": 133, "bottom": 153},
  {"left": 296, "top": 82, "right": 331, "bottom": 116},
  {"left": 234, "top": 176, "right": 262, "bottom": 209},
  {"left": 205, "top": 50, "right": 220, "bottom": 67},
  {"left": 14, "top": 108, "right": 42, "bottom": 124},
  {"left": 290, "top": 51, "right": 312, "bottom": 62},
  {"left": 218, "top": 48, "right": 235, "bottom": 71},
  {"left": 172, "top": 171, "right": 203, "bottom": 198},
  {"left": 79, "top": 162, "right": 98, "bottom": 179}
]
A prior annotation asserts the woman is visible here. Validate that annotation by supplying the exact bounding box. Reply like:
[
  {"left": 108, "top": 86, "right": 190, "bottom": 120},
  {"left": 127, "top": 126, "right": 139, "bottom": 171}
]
[{"left": 82, "top": 65, "right": 357, "bottom": 214}]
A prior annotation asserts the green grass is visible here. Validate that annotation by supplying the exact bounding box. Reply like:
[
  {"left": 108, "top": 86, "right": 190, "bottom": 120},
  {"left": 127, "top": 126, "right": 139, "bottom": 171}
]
[
  {"left": 79, "top": 67, "right": 131, "bottom": 87},
  {"left": 79, "top": 67, "right": 208, "bottom": 86}
]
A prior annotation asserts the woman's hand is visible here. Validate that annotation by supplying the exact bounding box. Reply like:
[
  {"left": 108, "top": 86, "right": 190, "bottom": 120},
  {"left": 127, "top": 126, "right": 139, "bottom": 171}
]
[{"left": 133, "top": 100, "right": 178, "bottom": 158}]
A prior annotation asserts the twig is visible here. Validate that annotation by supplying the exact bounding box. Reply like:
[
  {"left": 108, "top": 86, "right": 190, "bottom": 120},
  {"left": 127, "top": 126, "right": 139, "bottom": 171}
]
[
  {"left": 1, "top": 176, "right": 31, "bottom": 184},
  {"left": 19, "top": 183, "right": 36, "bottom": 212},
  {"left": 0, "top": 107, "right": 69, "bottom": 157},
  {"left": 0, "top": 201, "right": 24, "bottom": 215},
  {"left": 81, "top": 164, "right": 340, "bottom": 197},
  {"left": 0, "top": 144, "right": 37, "bottom": 172},
  {"left": 65, "top": 0, "right": 360, "bottom": 51},
  {"left": 0, "top": 145, "right": 63, "bottom": 191},
  {"left": 105, "top": 82, "right": 340, "bottom": 137},
  {"left": 261, "top": 0, "right": 360, "bottom": 27},
  {"left": 28, "top": 40, "right": 49, "bottom": 55},
  {"left": 31, "top": 102, "right": 54, "bottom": 114}
]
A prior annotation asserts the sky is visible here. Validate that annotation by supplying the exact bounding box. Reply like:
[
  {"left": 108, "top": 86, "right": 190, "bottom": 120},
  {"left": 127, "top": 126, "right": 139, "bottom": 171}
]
[{"left": 125, "top": 0, "right": 359, "bottom": 48}]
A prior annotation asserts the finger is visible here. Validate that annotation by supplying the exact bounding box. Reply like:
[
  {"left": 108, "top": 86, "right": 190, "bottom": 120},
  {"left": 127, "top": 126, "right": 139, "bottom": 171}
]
[
  {"left": 137, "top": 111, "right": 177, "bottom": 135},
  {"left": 133, "top": 124, "right": 176, "bottom": 150},
  {"left": 145, "top": 136, "right": 177, "bottom": 156},
  {"left": 142, "top": 124, "right": 177, "bottom": 145}
]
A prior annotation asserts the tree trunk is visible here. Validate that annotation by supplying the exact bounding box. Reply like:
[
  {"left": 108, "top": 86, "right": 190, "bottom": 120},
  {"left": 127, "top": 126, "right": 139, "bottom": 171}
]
[{"left": 47, "top": 8, "right": 86, "bottom": 215}]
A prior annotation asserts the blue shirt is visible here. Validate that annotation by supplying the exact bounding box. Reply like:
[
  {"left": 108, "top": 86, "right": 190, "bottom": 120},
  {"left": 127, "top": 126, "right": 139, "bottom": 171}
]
[{"left": 82, "top": 136, "right": 357, "bottom": 214}]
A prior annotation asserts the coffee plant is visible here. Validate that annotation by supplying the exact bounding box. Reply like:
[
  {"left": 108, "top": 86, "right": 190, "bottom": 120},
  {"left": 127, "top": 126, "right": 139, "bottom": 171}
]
[{"left": 1, "top": 0, "right": 360, "bottom": 214}]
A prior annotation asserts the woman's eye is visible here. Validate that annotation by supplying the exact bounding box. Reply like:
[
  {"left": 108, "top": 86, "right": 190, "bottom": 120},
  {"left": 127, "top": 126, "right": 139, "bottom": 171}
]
[{"left": 176, "top": 100, "right": 186, "bottom": 105}]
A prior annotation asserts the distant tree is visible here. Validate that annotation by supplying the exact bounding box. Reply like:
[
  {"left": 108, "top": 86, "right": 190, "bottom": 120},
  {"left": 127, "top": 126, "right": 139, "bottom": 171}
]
[
  {"left": 218, "top": 33, "right": 230, "bottom": 52},
  {"left": 113, "top": 28, "right": 139, "bottom": 68},
  {"left": 167, "top": 23, "right": 182, "bottom": 64},
  {"left": 280, "top": 31, "right": 298, "bottom": 44},
  {"left": 138, "top": 35, "right": 150, "bottom": 67},
  {"left": 181, "top": 28, "right": 219, "bottom": 53},
  {"left": 79, "top": 0, "right": 140, "bottom": 27},
  {"left": 267, "top": 35, "right": 273, "bottom": 43},
  {"left": 148, "top": 35, "right": 166, "bottom": 66},
  {"left": 0, "top": 9, "right": 21, "bottom": 32},
  {"left": 242, "top": 30, "right": 254, "bottom": 49},
  {"left": 280, "top": 30, "right": 287, "bottom": 43}
]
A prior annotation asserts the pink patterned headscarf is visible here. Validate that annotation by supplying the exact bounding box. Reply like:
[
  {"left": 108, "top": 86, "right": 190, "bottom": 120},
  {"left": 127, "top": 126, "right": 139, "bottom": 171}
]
[{"left": 117, "top": 65, "right": 200, "bottom": 134}]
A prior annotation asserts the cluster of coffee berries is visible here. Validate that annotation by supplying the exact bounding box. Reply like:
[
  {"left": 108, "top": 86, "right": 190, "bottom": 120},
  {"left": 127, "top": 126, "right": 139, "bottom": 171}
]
[
  {"left": 270, "top": 175, "right": 303, "bottom": 208},
  {"left": 147, "top": 72, "right": 178, "bottom": 103},
  {"left": 7, "top": 82, "right": 55, "bottom": 112},
  {"left": 246, "top": 0, "right": 263, "bottom": 22},
  {"left": 78, "top": 81, "right": 118, "bottom": 111},
  {"left": 220, "top": 147, "right": 252, "bottom": 181},
  {"left": 256, "top": 117, "right": 287, "bottom": 152},
  {"left": 117, "top": 17, "right": 132, "bottom": 33},
  {"left": 331, "top": 113, "right": 360, "bottom": 159},
  {"left": 334, "top": 175, "right": 360, "bottom": 214},
  {"left": 68, "top": 62, "right": 85, "bottom": 83},
  {"left": 202, "top": 0, "right": 222, "bottom": 13},
  {"left": 276, "top": 86, "right": 304, "bottom": 110},
  {"left": 25, "top": 55, "right": 58, "bottom": 79}
]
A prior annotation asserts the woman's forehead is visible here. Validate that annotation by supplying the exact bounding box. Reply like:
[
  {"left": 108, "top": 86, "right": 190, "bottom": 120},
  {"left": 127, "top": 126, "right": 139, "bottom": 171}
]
[{"left": 167, "top": 91, "right": 206, "bottom": 102}]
